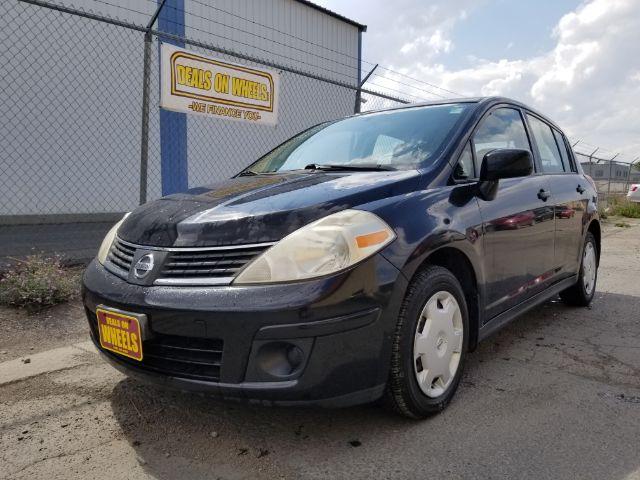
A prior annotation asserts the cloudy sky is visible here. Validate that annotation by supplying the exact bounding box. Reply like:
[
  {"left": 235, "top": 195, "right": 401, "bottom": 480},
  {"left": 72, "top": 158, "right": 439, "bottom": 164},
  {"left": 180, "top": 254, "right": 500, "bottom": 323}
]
[{"left": 316, "top": 0, "right": 640, "bottom": 162}]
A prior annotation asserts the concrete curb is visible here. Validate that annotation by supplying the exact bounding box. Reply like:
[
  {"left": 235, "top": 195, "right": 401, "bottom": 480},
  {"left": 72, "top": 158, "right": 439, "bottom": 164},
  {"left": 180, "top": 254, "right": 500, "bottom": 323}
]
[{"left": 0, "top": 341, "right": 97, "bottom": 385}]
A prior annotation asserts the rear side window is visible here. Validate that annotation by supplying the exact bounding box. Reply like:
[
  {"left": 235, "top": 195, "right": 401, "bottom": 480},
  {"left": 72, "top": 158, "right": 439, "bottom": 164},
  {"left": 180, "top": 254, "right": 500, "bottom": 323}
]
[
  {"left": 552, "top": 129, "right": 574, "bottom": 172},
  {"left": 472, "top": 108, "right": 531, "bottom": 171},
  {"left": 527, "top": 115, "right": 565, "bottom": 173}
]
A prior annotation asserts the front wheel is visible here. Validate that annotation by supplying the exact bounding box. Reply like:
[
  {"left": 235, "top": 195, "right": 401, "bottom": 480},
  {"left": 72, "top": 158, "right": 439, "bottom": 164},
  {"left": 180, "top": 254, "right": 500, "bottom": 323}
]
[
  {"left": 560, "top": 232, "right": 598, "bottom": 306},
  {"left": 384, "top": 265, "right": 469, "bottom": 418}
]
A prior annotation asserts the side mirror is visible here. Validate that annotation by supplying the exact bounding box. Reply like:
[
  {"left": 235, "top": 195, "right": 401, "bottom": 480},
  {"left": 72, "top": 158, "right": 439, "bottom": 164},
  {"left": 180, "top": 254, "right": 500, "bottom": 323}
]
[
  {"left": 478, "top": 149, "right": 533, "bottom": 201},
  {"left": 480, "top": 149, "right": 533, "bottom": 182}
]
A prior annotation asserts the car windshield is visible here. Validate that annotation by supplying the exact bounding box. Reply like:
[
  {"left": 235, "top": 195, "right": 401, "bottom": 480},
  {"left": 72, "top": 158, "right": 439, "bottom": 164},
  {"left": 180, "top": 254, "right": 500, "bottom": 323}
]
[{"left": 243, "top": 103, "right": 472, "bottom": 173}]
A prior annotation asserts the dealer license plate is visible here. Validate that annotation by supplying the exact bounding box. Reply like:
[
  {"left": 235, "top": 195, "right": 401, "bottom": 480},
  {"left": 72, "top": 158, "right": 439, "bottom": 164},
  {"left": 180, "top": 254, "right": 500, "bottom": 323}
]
[{"left": 96, "top": 306, "right": 144, "bottom": 361}]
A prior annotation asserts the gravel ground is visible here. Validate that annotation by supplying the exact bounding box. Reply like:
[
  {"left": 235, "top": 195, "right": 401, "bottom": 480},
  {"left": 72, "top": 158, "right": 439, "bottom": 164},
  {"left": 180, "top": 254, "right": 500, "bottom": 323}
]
[{"left": 1, "top": 219, "right": 639, "bottom": 480}]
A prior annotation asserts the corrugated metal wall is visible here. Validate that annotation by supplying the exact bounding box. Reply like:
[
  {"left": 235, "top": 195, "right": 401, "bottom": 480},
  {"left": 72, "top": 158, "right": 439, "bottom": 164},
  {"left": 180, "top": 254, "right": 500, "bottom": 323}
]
[
  {"left": 185, "top": 0, "right": 360, "bottom": 84},
  {"left": 0, "top": 0, "right": 361, "bottom": 217}
]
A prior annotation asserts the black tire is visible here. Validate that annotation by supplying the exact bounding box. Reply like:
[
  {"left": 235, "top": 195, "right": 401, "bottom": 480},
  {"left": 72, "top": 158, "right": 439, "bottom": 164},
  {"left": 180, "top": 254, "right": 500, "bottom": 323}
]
[
  {"left": 560, "top": 232, "right": 598, "bottom": 307},
  {"left": 384, "top": 265, "right": 470, "bottom": 419}
]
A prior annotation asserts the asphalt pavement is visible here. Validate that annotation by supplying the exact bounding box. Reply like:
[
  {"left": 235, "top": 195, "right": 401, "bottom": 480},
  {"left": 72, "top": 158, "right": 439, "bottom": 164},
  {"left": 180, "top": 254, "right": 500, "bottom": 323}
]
[{"left": 0, "top": 219, "right": 639, "bottom": 480}]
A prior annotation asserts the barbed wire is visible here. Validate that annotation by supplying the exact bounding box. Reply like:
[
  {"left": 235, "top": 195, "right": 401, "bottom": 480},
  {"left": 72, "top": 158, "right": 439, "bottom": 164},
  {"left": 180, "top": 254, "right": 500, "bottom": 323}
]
[
  {"left": 369, "top": 73, "right": 447, "bottom": 99},
  {"left": 19, "top": 0, "right": 635, "bottom": 164},
  {"left": 148, "top": 0, "right": 378, "bottom": 66},
  {"left": 142, "top": 0, "right": 363, "bottom": 74}
]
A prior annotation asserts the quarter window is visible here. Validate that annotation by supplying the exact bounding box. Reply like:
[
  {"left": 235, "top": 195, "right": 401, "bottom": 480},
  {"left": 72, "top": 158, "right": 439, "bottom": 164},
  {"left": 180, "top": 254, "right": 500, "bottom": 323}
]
[
  {"left": 552, "top": 129, "right": 573, "bottom": 172},
  {"left": 527, "top": 115, "right": 565, "bottom": 173},
  {"left": 472, "top": 108, "right": 531, "bottom": 173}
]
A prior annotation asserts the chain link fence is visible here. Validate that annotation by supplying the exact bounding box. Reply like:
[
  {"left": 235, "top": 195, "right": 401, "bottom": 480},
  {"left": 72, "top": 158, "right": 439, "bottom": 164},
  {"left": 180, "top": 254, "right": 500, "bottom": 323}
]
[
  {"left": 1, "top": 0, "right": 635, "bottom": 268},
  {"left": 576, "top": 153, "right": 637, "bottom": 205},
  {"left": 1, "top": 0, "right": 393, "bottom": 267}
]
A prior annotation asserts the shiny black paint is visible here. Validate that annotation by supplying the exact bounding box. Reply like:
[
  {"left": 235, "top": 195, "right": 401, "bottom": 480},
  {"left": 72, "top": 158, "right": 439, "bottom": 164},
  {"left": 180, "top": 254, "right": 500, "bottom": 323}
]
[
  {"left": 118, "top": 170, "right": 423, "bottom": 247},
  {"left": 83, "top": 96, "right": 600, "bottom": 406},
  {"left": 476, "top": 175, "right": 557, "bottom": 319},
  {"left": 479, "top": 148, "right": 534, "bottom": 182}
]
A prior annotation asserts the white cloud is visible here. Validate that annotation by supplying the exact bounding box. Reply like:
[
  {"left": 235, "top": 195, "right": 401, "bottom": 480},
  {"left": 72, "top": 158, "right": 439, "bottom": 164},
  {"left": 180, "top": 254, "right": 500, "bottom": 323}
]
[
  {"left": 318, "top": 0, "right": 640, "bottom": 160},
  {"left": 400, "top": 30, "right": 452, "bottom": 55},
  {"left": 316, "top": 0, "right": 484, "bottom": 65}
]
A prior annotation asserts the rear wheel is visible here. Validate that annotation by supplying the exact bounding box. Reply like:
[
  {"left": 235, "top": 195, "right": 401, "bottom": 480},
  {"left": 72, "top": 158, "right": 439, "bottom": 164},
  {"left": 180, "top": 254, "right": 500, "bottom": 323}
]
[
  {"left": 560, "top": 232, "right": 598, "bottom": 306},
  {"left": 384, "top": 265, "right": 469, "bottom": 418}
]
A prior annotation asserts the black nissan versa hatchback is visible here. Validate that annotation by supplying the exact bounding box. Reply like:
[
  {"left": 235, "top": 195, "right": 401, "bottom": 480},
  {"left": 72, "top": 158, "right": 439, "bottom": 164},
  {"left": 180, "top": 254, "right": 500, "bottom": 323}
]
[{"left": 83, "top": 97, "right": 600, "bottom": 418}]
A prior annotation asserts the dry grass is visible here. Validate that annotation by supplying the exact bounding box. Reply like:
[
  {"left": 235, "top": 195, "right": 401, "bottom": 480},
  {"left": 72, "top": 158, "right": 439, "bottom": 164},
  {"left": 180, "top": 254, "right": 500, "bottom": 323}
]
[
  {"left": 608, "top": 197, "right": 640, "bottom": 218},
  {"left": 0, "top": 255, "right": 81, "bottom": 310}
]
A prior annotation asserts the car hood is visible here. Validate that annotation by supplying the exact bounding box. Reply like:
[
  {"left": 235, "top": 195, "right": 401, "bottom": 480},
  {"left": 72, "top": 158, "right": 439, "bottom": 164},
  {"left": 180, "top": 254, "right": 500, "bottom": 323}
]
[{"left": 118, "top": 170, "right": 422, "bottom": 247}]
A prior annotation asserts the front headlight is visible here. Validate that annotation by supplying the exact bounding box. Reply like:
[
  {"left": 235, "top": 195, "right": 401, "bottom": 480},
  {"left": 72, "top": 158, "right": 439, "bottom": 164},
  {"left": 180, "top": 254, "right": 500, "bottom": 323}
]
[
  {"left": 97, "top": 213, "right": 130, "bottom": 265},
  {"left": 233, "top": 209, "right": 395, "bottom": 284}
]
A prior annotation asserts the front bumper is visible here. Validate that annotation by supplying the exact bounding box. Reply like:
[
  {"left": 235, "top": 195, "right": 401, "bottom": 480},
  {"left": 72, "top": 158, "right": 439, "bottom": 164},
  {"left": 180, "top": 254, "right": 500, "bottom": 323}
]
[{"left": 82, "top": 255, "right": 407, "bottom": 407}]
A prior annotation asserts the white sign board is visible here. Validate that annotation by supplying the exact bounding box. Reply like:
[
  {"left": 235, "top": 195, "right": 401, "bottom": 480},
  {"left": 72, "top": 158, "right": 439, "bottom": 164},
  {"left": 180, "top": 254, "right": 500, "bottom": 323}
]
[{"left": 160, "top": 43, "right": 280, "bottom": 126}]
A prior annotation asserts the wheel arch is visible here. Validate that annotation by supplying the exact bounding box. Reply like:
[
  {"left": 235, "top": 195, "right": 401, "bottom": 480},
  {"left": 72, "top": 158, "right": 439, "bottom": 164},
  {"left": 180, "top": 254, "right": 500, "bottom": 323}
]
[
  {"left": 410, "top": 246, "right": 481, "bottom": 352},
  {"left": 587, "top": 219, "right": 601, "bottom": 263}
]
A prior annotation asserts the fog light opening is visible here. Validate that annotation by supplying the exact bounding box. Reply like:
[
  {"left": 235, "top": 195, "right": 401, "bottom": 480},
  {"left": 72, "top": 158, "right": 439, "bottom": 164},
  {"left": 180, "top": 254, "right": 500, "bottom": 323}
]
[{"left": 256, "top": 342, "right": 306, "bottom": 378}]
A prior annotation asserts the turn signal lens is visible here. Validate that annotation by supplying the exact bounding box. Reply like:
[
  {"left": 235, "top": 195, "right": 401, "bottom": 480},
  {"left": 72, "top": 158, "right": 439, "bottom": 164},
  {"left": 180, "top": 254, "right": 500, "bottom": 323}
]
[
  {"left": 97, "top": 213, "right": 130, "bottom": 265},
  {"left": 355, "top": 230, "right": 390, "bottom": 248},
  {"left": 234, "top": 209, "right": 395, "bottom": 284}
]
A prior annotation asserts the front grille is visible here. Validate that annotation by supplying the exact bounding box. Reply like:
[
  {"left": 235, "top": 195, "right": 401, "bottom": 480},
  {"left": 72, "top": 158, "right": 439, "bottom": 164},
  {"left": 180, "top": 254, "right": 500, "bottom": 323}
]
[
  {"left": 88, "top": 311, "right": 223, "bottom": 382},
  {"left": 105, "top": 238, "right": 135, "bottom": 278},
  {"left": 104, "top": 238, "right": 273, "bottom": 286},
  {"left": 159, "top": 244, "right": 270, "bottom": 283},
  {"left": 140, "top": 333, "right": 223, "bottom": 381}
]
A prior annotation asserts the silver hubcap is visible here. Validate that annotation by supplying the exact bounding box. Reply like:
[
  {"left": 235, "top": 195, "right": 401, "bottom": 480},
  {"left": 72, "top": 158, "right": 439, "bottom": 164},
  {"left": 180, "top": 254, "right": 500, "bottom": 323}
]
[
  {"left": 413, "top": 291, "right": 464, "bottom": 398},
  {"left": 582, "top": 242, "right": 597, "bottom": 296}
]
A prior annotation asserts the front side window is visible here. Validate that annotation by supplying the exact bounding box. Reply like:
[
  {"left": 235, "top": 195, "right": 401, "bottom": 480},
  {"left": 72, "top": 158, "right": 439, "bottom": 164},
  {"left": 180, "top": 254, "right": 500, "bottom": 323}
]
[
  {"left": 244, "top": 103, "right": 472, "bottom": 173},
  {"left": 527, "top": 115, "right": 565, "bottom": 173},
  {"left": 472, "top": 108, "right": 531, "bottom": 173},
  {"left": 453, "top": 142, "right": 475, "bottom": 180}
]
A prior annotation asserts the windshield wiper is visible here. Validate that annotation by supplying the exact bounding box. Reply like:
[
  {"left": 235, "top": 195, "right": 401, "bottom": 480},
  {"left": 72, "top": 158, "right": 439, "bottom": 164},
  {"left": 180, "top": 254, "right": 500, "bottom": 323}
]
[
  {"left": 304, "top": 163, "right": 394, "bottom": 172},
  {"left": 237, "top": 170, "right": 258, "bottom": 176}
]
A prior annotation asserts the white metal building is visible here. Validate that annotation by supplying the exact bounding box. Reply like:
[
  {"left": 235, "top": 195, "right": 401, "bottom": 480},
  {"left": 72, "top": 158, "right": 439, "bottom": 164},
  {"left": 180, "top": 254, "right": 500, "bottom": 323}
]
[{"left": 0, "top": 0, "right": 366, "bottom": 220}]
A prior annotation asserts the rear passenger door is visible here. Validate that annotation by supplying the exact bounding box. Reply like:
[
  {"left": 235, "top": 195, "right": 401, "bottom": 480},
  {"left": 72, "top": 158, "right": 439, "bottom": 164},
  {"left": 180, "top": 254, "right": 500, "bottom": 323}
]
[
  {"left": 472, "top": 107, "right": 556, "bottom": 320},
  {"left": 526, "top": 114, "right": 587, "bottom": 278}
]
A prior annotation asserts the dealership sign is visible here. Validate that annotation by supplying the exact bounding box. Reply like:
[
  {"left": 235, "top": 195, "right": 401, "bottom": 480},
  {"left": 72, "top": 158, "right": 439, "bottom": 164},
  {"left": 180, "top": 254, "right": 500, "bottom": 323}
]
[{"left": 160, "top": 44, "right": 279, "bottom": 126}]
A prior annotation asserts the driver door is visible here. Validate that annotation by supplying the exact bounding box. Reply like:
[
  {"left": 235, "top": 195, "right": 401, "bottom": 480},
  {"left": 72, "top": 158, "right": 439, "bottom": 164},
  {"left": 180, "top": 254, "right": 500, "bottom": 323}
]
[{"left": 472, "top": 107, "right": 556, "bottom": 321}]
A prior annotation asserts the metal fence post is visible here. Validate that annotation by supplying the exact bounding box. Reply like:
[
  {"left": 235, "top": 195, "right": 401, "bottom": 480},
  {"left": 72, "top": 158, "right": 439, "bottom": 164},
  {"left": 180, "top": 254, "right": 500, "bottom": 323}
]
[
  {"left": 626, "top": 156, "right": 639, "bottom": 194},
  {"left": 139, "top": 0, "right": 166, "bottom": 205},
  {"left": 354, "top": 64, "right": 378, "bottom": 114},
  {"left": 139, "top": 33, "right": 152, "bottom": 205},
  {"left": 607, "top": 153, "right": 619, "bottom": 198}
]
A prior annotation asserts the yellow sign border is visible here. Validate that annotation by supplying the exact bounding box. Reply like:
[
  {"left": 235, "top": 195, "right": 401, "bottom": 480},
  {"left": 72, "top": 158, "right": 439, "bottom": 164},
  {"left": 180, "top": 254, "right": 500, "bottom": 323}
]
[
  {"left": 96, "top": 307, "right": 144, "bottom": 362},
  {"left": 169, "top": 51, "right": 275, "bottom": 112}
]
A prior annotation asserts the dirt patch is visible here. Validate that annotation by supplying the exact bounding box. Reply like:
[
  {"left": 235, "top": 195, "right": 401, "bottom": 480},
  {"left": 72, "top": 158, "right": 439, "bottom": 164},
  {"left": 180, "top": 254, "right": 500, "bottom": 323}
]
[{"left": 0, "top": 300, "right": 89, "bottom": 360}]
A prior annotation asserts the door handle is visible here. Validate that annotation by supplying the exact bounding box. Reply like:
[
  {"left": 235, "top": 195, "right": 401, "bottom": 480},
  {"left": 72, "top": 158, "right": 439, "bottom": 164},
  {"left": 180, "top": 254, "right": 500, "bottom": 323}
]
[
  {"left": 576, "top": 185, "right": 586, "bottom": 194},
  {"left": 537, "top": 189, "right": 551, "bottom": 202}
]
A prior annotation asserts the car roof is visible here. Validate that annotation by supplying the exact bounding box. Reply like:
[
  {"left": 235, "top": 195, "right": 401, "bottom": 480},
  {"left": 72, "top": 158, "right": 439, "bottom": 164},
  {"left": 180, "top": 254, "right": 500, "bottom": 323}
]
[{"left": 365, "top": 96, "right": 565, "bottom": 133}]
